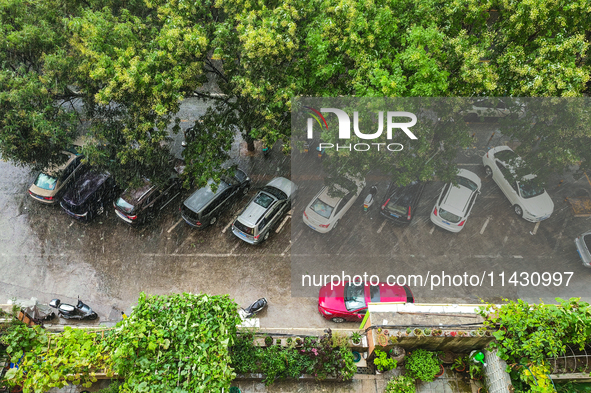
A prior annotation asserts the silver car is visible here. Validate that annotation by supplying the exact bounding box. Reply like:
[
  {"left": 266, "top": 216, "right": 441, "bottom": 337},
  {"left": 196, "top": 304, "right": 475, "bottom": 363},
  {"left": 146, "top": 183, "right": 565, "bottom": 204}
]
[
  {"left": 232, "top": 177, "right": 297, "bottom": 244},
  {"left": 575, "top": 232, "right": 591, "bottom": 268}
]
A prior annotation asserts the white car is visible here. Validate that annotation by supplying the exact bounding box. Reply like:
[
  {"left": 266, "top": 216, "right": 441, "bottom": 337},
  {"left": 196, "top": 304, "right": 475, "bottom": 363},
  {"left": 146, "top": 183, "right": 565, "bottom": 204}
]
[
  {"left": 463, "top": 98, "right": 525, "bottom": 121},
  {"left": 303, "top": 177, "right": 365, "bottom": 233},
  {"left": 430, "top": 169, "right": 481, "bottom": 233},
  {"left": 483, "top": 146, "right": 554, "bottom": 222}
]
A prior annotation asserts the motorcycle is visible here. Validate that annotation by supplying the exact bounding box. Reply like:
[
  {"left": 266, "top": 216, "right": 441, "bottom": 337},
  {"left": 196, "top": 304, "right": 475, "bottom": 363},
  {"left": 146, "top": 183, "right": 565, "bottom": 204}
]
[
  {"left": 238, "top": 298, "right": 268, "bottom": 319},
  {"left": 363, "top": 184, "right": 378, "bottom": 212},
  {"left": 49, "top": 297, "right": 98, "bottom": 320}
]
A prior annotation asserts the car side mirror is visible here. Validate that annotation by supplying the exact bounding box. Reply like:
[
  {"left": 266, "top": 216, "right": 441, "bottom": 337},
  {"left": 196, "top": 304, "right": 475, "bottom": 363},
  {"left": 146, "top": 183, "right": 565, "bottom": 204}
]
[{"left": 357, "top": 314, "right": 363, "bottom": 319}]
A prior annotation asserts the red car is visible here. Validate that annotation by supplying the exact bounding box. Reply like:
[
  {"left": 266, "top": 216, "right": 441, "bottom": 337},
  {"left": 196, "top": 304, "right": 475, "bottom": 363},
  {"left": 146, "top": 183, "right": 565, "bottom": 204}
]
[{"left": 318, "top": 282, "right": 414, "bottom": 323}]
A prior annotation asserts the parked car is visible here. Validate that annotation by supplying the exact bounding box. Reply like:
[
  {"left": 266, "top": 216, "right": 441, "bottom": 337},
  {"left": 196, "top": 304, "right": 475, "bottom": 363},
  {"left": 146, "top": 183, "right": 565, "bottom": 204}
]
[
  {"left": 232, "top": 177, "right": 297, "bottom": 244},
  {"left": 302, "top": 177, "right": 365, "bottom": 233},
  {"left": 575, "top": 231, "right": 591, "bottom": 268},
  {"left": 114, "top": 174, "right": 182, "bottom": 225},
  {"left": 318, "top": 281, "right": 414, "bottom": 323},
  {"left": 181, "top": 169, "right": 250, "bottom": 228},
  {"left": 430, "top": 169, "right": 481, "bottom": 233},
  {"left": 463, "top": 98, "right": 525, "bottom": 121},
  {"left": 60, "top": 171, "right": 118, "bottom": 222},
  {"left": 379, "top": 180, "right": 425, "bottom": 224},
  {"left": 28, "top": 148, "right": 85, "bottom": 204},
  {"left": 482, "top": 146, "right": 554, "bottom": 222}
]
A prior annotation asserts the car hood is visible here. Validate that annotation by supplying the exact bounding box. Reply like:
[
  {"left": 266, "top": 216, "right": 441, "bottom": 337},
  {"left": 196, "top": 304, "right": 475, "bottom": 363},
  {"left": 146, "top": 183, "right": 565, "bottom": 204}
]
[
  {"left": 318, "top": 283, "right": 346, "bottom": 312},
  {"left": 267, "top": 177, "right": 297, "bottom": 198},
  {"left": 524, "top": 192, "right": 554, "bottom": 217},
  {"left": 62, "top": 171, "right": 109, "bottom": 206}
]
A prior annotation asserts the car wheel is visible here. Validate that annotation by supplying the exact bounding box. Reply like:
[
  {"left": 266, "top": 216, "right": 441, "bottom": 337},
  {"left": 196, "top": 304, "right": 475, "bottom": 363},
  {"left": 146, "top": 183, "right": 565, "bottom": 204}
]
[
  {"left": 332, "top": 220, "right": 338, "bottom": 230},
  {"left": 242, "top": 186, "right": 250, "bottom": 195},
  {"left": 331, "top": 317, "right": 346, "bottom": 323},
  {"left": 514, "top": 205, "right": 523, "bottom": 217},
  {"left": 209, "top": 216, "right": 217, "bottom": 226},
  {"left": 96, "top": 205, "right": 104, "bottom": 215},
  {"left": 262, "top": 231, "right": 270, "bottom": 242},
  {"left": 484, "top": 166, "right": 493, "bottom": 177},
  {"left": 87, "top": 313, "right": 98, "bottom": 320}
]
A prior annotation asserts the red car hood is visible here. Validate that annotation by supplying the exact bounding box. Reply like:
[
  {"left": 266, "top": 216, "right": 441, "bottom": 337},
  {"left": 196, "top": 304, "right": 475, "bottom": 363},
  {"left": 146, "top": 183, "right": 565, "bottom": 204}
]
[
  {"left": 318, "top": 283, "right": 346, "bottom": 312},
  {"left": 379, "top": 284, "right": 407, "bottom": 302}
]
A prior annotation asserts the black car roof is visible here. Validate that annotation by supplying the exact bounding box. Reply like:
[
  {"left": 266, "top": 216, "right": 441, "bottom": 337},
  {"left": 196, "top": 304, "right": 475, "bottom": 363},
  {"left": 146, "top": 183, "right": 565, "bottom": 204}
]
[{"left": 62, "top": 171, "right": 110, "bottom": 206}]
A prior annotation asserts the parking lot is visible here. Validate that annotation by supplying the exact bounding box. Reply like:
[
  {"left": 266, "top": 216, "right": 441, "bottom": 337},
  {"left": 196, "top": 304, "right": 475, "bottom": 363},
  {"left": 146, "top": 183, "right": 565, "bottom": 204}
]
[{"left": 1, "top": 121, "right": 590, "bottom": 330}]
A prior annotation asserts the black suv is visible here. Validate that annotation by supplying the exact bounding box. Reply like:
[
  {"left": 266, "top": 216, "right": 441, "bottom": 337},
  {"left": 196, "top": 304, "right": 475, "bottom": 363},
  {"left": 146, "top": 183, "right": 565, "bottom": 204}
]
[
  {"left": 60, "top": 171, "right": 118, "bottom": 222},
  {"left": 379, "top": 181, "right": 426, "bottom": 224},
  {"left": 114, "top": 175, "right": 182, "bottom": 225},
  {"left": 181, "top": 169, "right": 250, "bottom": 228}
]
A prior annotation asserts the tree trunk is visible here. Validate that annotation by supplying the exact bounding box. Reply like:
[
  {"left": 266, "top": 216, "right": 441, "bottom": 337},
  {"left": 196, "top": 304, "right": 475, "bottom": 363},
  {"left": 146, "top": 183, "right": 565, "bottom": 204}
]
[{"left": 244, "top": 134, "right": 255, "bottom": 152}]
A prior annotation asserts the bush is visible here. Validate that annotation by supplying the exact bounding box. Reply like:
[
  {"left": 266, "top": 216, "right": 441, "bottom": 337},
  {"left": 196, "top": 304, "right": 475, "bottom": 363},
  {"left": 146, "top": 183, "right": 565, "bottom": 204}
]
[
  {"left": 374, "top": 349, "right": 397, "bottom": 372},
  {"left": 385, "top": 375, "right": 416, "bottom": 393},
  {"left": 405, "top": 349, "right": 441, "bottom": 382}
]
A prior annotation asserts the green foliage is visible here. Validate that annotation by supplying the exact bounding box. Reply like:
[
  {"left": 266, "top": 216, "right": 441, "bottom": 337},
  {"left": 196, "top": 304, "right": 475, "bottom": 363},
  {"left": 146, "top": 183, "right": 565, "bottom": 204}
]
[
  {"left": 350, "top": 331, "right": 362, "bottom": 344},
  {"left": 451, "top": 356, "right": 467, "bottom": 372},
  {"left": 405, "top": 349, "right": 441, "bottom": 382},
  {"left": 385, "top": 375, "right": 416, "bottom": 393},
  {"left": 469, "top": 362, "right": 484, "bottom": 380},
  {"left": 373, "top": 349, "right": 397, "bottom": 372},
  {"left": 230, "top": 329, "right": 356, "bottom": 385},
  {"left": 106, "top": 292, "right": 240, "bottom": 393},
  {"left": 1, "top": 323, "right": 109, "bottom": 391},
  {"left": 480, "top": 298, "right": 591, "bottom": 365}
]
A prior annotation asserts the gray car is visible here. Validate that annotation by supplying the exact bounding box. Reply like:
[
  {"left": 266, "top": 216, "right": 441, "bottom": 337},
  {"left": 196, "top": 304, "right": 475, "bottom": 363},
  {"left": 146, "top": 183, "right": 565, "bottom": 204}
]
[
  {"left": 232, "top": 177, "right": 297, "bottom": 244},
  {"left": 575, "top": 232, "right": 591, "bottom": 268},
  {"left": 181, "top": 169, "right": 250, "bottom": 228}
]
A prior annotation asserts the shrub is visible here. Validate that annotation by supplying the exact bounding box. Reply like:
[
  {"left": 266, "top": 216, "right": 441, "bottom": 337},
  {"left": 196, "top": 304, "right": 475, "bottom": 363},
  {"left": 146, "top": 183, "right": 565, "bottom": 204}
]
[
  {"left": 385, "top": 375, "right": 416, "bottom": 393},
  {"left": 405, "top": 349, "right": 441, "bottom": 382},
  {"left": 374, "top": 349, "right": 397, "bottom": 372}
]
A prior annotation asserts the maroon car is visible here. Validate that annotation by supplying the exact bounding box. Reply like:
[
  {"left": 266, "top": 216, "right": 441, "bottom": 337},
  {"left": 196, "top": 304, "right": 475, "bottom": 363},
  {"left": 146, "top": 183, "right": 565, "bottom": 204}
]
[{"left": 318, "top": 281, "right": 414, "bottom": 323}]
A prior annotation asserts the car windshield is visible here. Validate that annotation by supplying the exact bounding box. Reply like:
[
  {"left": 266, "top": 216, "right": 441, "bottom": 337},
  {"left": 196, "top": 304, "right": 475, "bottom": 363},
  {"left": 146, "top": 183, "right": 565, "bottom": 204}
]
[
  {"left": 115, "top": 197, "right": 135, "bottom": 213},
  {"left": 518, "top": 180, "right": 545, "bottom": 199},
  {"left": 310, "top": 198, "right": 334, "bottom": 219},
  {"left": 457, "top": 176, "right": 478, "bottom": 192},
  {"left": 344, "top": 282, "right": 366, "bottom": 311},
  {"left": 34, "top": 173, "right": 57, "bottom": 190},
  {"left": 439, "top": 208, "right": 462, "bottom": 223},
  {"left": 254, "top": 192, "right": 275, "bottom": 208}
]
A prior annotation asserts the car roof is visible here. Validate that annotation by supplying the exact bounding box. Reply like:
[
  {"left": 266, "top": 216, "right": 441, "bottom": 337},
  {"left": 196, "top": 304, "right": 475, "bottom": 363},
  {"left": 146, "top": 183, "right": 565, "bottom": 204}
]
[
  {"left": 120, "top": 179, "right": 154, "bottom": 205},
  {"left": 62, "top": 171, "right": 110, "bottom": 205},
  {"left": 316, "top": 184, "right": 348, "bottom": 207},
  {"left": 236, "top": 191, "right": 277, "bottom": 227},
  {"left": 43, "top": 151, "right": 79, "bottom": 177},
  {"left": 385, "top": 181, "right": 422, "bottom": 204},
  {"left": 441, "top": 185, "right": 473, "bottom": 216},
  {"left": 184, "top": 179, "right": 230, "bottom": 212}
]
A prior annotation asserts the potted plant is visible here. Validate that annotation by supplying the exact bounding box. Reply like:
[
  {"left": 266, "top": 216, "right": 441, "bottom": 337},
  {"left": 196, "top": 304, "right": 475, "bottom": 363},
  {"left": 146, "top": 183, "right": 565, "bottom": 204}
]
[
  {"left": 389, "top": 346, "right": 406, "bottom": 362},
  {"left": 405, "top": 349, "right": 441, "bottom": 382},
  {"left": 457, "top": 330, "right": 466, "bottom": 337},
  {"left": 406, "top": 327, "right": 413, "bottom": 336},
  {"left": 469, "top": 363, "right": 485, "bottom": 380},
  {"left": 377, "top": 333, "right": 389, "bottom": 347},
  {"left": 451, "top": 356, "right": 467, "bottom": 372},
  {"left": 350, "top": 331, "right": 362, "bottom": 345},
  {"left": 448, "top": 331, "right": 458, "bottom": 337},
  {"left": 413, "top": 328, "right": 423, "bottom": 337},
  {"left": 264, "top": 335, "right": 273, "bottom": 346},
  {"left": 374, "top": 349, "right": 397, "bottom": 373},
  {"left": 432, "top": 329, "right": 443, "bottom": 337},
  {"left": 295, "top": 337, "right": 303, "bottom": 347},
  {"left": 385, "top": 375, "right": 416, "bottom": 393},
  {"left": 423, "top": 328, "right": 432, "bottom": 336},
  {"left": 389, "top": 335, "right": 399, "bottom": 345},
  {"left": 437, "top": 351, "right": 455, "bottom": 364}
]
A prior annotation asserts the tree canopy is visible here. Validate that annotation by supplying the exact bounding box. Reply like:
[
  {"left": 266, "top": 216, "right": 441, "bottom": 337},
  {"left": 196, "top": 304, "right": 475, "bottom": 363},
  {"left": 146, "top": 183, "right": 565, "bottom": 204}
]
[{"left": 0, "top": 0, "right": 589, "bottom": 187}]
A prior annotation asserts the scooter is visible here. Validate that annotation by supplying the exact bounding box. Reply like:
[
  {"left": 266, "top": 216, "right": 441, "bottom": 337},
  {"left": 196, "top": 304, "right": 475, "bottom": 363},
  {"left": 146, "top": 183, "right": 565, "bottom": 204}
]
[
  {"left": 363, "top": 184, "right": 378, "bottom": 212},
  {"left": 49, "top": 297, "right": 98, "bottom": 320},
  {"left": 239, "top": 298, "right": 268, "bottom": 319}
]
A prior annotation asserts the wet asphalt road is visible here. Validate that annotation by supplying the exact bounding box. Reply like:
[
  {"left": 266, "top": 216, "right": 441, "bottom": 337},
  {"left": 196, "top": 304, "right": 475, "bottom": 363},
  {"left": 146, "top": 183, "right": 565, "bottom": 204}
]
[{"left": 1, "top": 115, "right": 591, "bottom": 329}]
